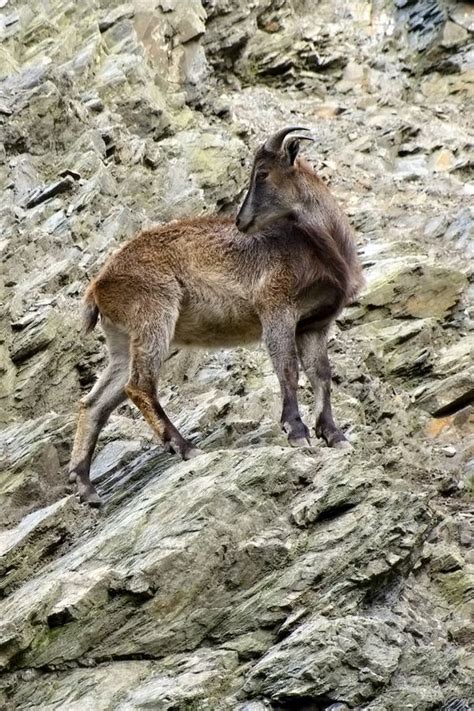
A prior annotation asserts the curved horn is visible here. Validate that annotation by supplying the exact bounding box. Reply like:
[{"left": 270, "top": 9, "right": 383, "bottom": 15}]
[
  {"left": 282, "top": 133, "right": 315, "bottom": 148},
  {"left": 282, "top": 133, "right": 315, "bottom": 165},
  {"left": 264, "top": 126, "right": 310, "bottom": 153}
]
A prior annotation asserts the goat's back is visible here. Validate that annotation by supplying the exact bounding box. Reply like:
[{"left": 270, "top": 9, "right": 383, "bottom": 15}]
[{"left": 84, "top": 210, "right": 361, "bottom": 339}]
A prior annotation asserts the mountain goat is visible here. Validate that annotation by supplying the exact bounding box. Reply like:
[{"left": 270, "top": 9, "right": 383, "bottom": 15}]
[{"left": 69, "top": 127, "right": 363, "bottom": 505}]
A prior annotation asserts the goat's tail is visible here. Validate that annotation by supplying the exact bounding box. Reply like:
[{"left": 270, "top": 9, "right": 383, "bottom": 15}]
[{"left": 82, "top": 286, "right": 99, "bottom": 335}]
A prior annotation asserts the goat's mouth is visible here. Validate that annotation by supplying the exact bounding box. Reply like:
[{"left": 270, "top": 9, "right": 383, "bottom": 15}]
[{"left": 236, "top": 216, "right": 256, "bottom": 234}]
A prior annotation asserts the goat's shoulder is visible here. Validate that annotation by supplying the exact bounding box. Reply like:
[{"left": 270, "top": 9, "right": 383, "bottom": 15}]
[
  {"left": 132, "top": 214, "right": 226, "bottom": 241},
  {"left": 107, "top": 215, "right": 235, "bottom": 266},
  {"left": 147, "top": 215, "right": 234, "bottom": 238}
]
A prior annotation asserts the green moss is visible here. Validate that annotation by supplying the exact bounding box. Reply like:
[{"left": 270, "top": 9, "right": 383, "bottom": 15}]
[
  {"left": 19, "top": 623, "right": 65, "bottom": 662},
  {"left": 464, "top": 469, "right": 474, "bottom": 497},
  {"left": 436, "top": 570, "right": 473, "bottom": 607}
]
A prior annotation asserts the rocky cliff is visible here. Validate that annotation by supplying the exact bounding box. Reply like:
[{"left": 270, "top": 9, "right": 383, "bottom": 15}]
[{"left": 0, "top": 1, "right": 473, "bottom": 709}]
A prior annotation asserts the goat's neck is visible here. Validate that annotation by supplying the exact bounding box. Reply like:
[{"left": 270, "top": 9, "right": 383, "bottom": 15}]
[{"left": 292, "top": 205, "right": 326, "bottom": 235}]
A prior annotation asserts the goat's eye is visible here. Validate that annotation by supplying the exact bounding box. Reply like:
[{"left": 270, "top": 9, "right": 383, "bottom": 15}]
[{"left": 256, "top": 171, "right": 269, "bottom": 182}]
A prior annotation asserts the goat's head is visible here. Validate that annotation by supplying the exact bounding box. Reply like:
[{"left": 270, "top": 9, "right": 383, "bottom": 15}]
[{"left": 236, "top": 127, "right": 315, "bottom": 234}]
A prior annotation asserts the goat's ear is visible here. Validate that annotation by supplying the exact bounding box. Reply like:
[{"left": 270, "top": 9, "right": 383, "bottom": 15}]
[{"left": 282, "top": 134, "right": 315, "bottom": 166}]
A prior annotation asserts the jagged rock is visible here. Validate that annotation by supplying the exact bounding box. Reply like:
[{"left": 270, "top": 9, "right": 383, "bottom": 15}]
[
  {"left": 1, "top": 648, "right": 240, "bottom": 711},
  {"left": 0, "top": 496, "right": 92, "bottom": 596},
  {"left": 238, "top": 703, "right": 270, "bottom": 711},
  {"left": 0, "top": 413, "right": 74, "bottom": 526},
  {"left": 360, "top": 258, "right": 467, "bottom": 319},
  {"left": 132, "top": 128, "right": 247, "bottom": 220},
  {"left": 98, "top": 3, "right": 134, "bottom": 32},
  {"left": 441, "top": 21, "right": 469, "bottom": 49},
  {"left": 245, "top": 614, "right": 405, "bottom": 704},
  {"left": 412, "top": 337, "right": 474, "bottom": 415},
  {"left": 348, "top": 317, "right": 438, "bottom": 378},
  {"left": 11, "top": 154, "right": 40, "bottom": 205},
  {"left": 396, "top": 0, "right": 447, "bottom": 51},
  {"left": 441, "top": 701, "right": 472, "bottom": 711},
  {"left": 3, "top": 442, "right": 469, "bottom": 709},
  {"left": 0, "top": 345, "right": 16, "bottom": 420},
  {"left": 444, "top": 207, "right": 474, "bottom": 256},
  {"left": 0, "top": 445, "right": 431, "bottom": 668},
  {"left": 413, "top": 366, "right": 474, "bottom": 416},
  {"left": 10, "top": 307, "right": 58, "bottom": 364},
  {"left": 234, "top": 12, "right": 345, "bottom": 91},
  {"left": 425, "top": 543, "right": 464, "bottom": 574},
  {"left": 204, "top": 0, "right": 282, "bottom": 73},
  {"left": 23, "top": 176, "right": 76, "bottom": 209},
  {"left": 434, "top": 337, "right": 473, "bottom": 376},
  {"left": 449, "top": 3, "right": 474, "bottom": 32}
]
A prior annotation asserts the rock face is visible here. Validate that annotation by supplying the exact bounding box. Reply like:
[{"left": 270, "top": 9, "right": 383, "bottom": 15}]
[{"left": 0, "top": 0, "right": 473, "bottom": 709}]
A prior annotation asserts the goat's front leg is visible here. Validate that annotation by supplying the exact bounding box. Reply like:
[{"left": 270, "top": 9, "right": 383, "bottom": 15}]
[
  {"left": 261, "top": 309, "right": 311, "bottom": 447},
  {"left": 296, "top": 325, "right": 350, "bottom": 448}
]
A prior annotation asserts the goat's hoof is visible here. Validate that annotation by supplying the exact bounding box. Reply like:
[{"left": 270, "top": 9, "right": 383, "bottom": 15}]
[
  {"left": 86, "top": 492, "right": 103, "bottom": 508},
  {"left": 183, "top": 447, "right": 203, "bottom": 460},
  {"left": 163, "top": 441, "right": 176, "bottom": 455},
  {"left": 77, "top": 483, "right": 102, "bottom": 507},
  {"left": 289, "top": 436, "right": 311, "bottom": 449},
  {"left": 68, "top": 470, "right": 78, "bottom": 484}
]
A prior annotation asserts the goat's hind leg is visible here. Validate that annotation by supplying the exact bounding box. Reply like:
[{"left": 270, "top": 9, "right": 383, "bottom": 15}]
[
  {"left": 69, "top": 323, "right": 129, "bottom": 505},
  {"left": 297, "top": 325, "right": 350, "bottom": 448},
  {"left": 125, "top": 324, "right": 200, "bottom": 460}
]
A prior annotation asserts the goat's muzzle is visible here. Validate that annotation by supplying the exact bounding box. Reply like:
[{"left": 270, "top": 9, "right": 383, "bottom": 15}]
[{"left": 236, "top": 214, "right": 256, "bottom": 234}]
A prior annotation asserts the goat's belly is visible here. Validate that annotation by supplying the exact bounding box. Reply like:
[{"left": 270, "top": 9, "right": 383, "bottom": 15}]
[{"left": 174, "top": 304, "right": 261, "bottom": 347}]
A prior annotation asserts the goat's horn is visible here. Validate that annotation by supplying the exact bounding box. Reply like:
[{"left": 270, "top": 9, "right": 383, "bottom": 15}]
[
  {"left": 264, "top": 126, "right": 310, "bottom": 153},
  {"left": 282, "top": 134, "right": 315, "bottom": 147}
]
